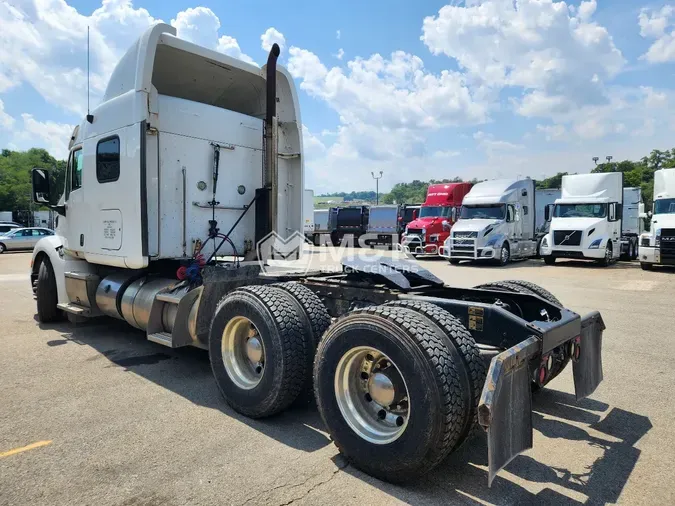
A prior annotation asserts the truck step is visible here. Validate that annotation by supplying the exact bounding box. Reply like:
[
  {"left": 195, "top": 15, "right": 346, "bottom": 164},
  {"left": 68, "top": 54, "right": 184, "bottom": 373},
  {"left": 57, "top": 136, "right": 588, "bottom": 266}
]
[
  {"left": 155, "top": 292, "right": 184, "bottom": 304},
  {"left": 57, "top": 302, "right": 91, "bottom": 316},
  {"left": 147, "top": 332, "right": 175, "bottom": 348}
]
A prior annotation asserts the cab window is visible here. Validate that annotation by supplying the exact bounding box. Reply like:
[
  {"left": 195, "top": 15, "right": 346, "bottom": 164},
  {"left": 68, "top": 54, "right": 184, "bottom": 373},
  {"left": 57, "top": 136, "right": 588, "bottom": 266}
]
[
  {"left": 506, "top": 205, "right": 516, "bottom": 222},
  {"left": 97, "top": 136, "right": 120, "bottom": 183},
  {"left": 71, "top": 149, "right": 83, "bottom": 191}
]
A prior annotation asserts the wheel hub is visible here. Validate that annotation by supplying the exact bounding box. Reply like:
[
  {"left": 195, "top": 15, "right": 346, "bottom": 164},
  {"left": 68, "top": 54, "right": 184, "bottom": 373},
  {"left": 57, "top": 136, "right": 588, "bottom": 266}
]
[
  {"left": 334, "top": 347, "right": 410, "bottom": 444},
  {"left": 368, "top": 372, "right": 395, "bottom": 407},
  {"left": 246, "top": 336, "right": 263, "bottom": 364}
]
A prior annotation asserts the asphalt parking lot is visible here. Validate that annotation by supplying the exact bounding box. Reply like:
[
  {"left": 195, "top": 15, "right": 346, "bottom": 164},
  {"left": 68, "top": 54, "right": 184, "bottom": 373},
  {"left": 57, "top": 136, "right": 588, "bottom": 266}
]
[{"left": 1, "top": 249, "right": 675, "bottom": 505}]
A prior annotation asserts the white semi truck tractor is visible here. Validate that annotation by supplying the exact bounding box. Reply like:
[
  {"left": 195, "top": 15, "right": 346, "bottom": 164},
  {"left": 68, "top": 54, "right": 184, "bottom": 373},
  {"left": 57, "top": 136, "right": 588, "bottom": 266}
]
[
  {"left": 29, "top": 24, "right": 607, "bottom": 486},
  {"left": 442, "top": 178, "right": 538, "bottom": 265},
  {"left": 540, "top": 173, "right": 641, "bottom": 266},
  {"left": 639, "top": 168, "right": 675, "bottom": 270}
]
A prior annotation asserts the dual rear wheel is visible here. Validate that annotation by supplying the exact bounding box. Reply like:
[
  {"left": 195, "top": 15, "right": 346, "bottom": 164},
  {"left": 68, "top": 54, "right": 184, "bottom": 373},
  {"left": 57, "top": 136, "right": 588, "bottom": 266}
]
[{"left": 209, "top": 285, "right": 484, "bottom": 482}]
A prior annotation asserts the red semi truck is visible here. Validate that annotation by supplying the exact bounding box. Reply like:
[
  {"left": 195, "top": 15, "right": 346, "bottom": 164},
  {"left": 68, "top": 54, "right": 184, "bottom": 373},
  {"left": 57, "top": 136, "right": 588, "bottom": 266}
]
[{"left": 401, "top": 182, "right": 473, "bottom": 255}]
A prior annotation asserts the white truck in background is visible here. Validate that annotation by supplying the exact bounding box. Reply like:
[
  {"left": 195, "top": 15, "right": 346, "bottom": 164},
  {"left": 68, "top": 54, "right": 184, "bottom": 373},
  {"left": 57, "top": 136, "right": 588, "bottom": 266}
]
[
  {"left": 303, "top": 189, "right": 314, "bottom": 240},
  {"left": 639, "top": 168, "right": 675, "bottom": 270},
  {"left": 442, "top": 178, "right": 537, "bottom": 265},
  {"left": 540, "top": 173, "right": 641, "bottom": 266}
]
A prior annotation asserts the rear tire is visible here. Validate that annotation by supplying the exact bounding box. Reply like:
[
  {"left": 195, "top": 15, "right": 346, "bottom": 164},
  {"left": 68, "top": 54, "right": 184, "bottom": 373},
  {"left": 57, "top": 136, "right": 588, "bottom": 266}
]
[
  {"left": 274, "top": 282, "right": 331, "bottom": 400},
  {"left": 473, "top": 281, "right": 569, "bottom": 389},
  {"left": 543, "top": 255, "right": 556, "bottom": 265},
  {"left": 209, "top": 285, "right": 309, "bottom": 418},
  {"left": 384, "top": 300, "right": 485, "bottom": 449},
  {"left": 449, "top": 258, "right": 460, "bottom": 265},
  {"left": 36, "top": 259, "right": 61, "bottom": 323},
  {"left": 314, "top": 305, "right": 468, "bottom": 483}
]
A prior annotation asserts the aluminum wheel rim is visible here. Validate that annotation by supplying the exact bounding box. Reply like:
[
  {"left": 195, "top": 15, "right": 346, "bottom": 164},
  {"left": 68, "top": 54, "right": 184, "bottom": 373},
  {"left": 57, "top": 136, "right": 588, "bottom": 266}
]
[
  {"left": 605, "top": 245, "right": 612, "bottom": 263},
  {"left": 501, "top": 245, "right": 509, "bottom": 263},
  {"left": 334, "top": 346, "right": 410, "bottom": 444},
  {"left": 222, "top": 316, "right": 265, "bottom": 390}
]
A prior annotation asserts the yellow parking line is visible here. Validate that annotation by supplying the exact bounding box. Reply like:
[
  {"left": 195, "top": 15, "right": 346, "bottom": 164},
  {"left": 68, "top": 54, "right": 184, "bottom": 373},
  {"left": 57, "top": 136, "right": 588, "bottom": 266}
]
[{"left": 0, "top": 440, "right": 52, "bottom": 458}]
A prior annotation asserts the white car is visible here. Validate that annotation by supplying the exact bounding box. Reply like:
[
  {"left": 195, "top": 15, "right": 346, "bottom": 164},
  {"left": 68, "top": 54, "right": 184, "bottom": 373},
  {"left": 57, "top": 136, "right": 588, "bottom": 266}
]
[{"left": 0, "top": 227, "right": 54, "bottom": 253}]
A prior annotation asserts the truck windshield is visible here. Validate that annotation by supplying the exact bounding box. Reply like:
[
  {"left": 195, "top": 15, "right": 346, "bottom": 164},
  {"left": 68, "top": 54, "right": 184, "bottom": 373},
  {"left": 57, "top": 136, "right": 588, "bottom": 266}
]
[
  {"left": 419, "top": 206, "right": 451, "bottom": 218},
  {"left": 460, "top": 205, "right": 505, "bottom": 220},
  {"left": 554, "top": 204, "right": 607, "bottom": 218},
  {"left": 654, "top": 198, "right": 675, "bottom": 214}
]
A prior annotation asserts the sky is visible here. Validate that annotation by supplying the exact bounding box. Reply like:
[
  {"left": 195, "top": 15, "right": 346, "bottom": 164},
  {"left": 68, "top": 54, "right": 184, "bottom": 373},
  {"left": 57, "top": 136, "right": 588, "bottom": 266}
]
[{"left": 2, "top": 0, "right": 675, "bottom": 194}]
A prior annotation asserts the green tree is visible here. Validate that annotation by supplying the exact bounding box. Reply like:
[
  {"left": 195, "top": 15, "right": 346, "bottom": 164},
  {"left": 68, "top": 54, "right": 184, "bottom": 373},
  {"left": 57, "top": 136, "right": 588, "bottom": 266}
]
[{"left": 0, "top": 148, "right": 66, "bottom": 211}]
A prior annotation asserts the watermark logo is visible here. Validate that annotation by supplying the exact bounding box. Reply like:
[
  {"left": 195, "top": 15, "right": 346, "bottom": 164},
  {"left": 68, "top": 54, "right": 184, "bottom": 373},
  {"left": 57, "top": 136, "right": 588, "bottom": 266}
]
[{"left": 254, "top": 231, "right": 423, "bottom": 276}]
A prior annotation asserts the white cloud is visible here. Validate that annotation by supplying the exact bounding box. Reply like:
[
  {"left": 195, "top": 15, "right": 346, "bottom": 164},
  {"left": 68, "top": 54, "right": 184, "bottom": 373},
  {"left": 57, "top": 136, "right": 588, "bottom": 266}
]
[
  {"left": 302, "top": 125, "right": 326, "bottom": 159},
  {"left": 336, "top": 29, "right": 341, "bottom": 40},
  {"left": 473, "top": 131, "right": 523, "bottom": 155},
  {"left": 13, "top": 114, "right": 74, "bottom": 159},
  {"left": 288, "top": 47, "right": 487, "bottom": 131},
  {"left": 536, "top": 124, "right": 567, "bottom": 141},
  {"left": 261, "top": 27, "right": 285, "bottom": 52},
  {"left": 639, "top": 6, "right": 675, "bottom": 63},
  {"left": 172, "top": 7, "right": 255, "bottom": 64},
  {"left": 421, "top": 0, "right": 624, "bottom": 118},
  {"left": 335, "top": 48, "right": 345, "bottom": 60},
  {"left": 0, "top": 99, "right": 14, "bottom": 129}
]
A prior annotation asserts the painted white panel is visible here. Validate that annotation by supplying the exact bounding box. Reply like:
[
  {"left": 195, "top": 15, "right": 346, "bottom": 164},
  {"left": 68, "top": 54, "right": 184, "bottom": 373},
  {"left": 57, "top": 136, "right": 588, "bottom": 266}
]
[{"left": 100, "top": 209, "right": 122, "bottom": 250}]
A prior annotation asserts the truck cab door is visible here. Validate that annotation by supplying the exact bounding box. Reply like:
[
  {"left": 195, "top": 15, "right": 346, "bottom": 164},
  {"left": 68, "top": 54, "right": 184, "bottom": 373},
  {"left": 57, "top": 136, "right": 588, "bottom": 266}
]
[{"left": 62, "top": 147, "right": 85, "bottom": 256}]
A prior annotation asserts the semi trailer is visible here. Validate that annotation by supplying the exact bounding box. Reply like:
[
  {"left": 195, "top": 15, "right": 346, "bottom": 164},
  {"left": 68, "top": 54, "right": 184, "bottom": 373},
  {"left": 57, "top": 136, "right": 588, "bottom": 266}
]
[
  {"left": 401, "top": 183, "right": 472, "bottom": 256},
  {"left": 366, "top": 205, "right": 401, "bottom": 247},
  {"left": 29, "top": 24, "right": 606, "bottom": 486},
  {"left": 442, "top": 178, "right": 539, "bottom": 265},
  {"left": 311, "top": 208, "right": 336, "bottom": 246},
  {"left": 540, "top": 173, "right": 641, "bottom": 266},
  {"left": 639, "top": 168, "right": 675, "bottom": 270},
  {"left": 332, "top": 206, "right": 369, "bottom": 246}
]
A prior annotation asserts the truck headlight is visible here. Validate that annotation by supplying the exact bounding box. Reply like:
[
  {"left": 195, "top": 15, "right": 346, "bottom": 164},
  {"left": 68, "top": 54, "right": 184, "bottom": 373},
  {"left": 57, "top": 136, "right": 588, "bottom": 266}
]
[
  {"left": 588, "top": 238, "right": 602, "bottom": 249},
  {"left": 541, "top": 236, "right": 548, "bottom": 247},
  {"left": 656, "top": 229, "right": 661, "bottom": 247},
  {"left": 429, "top": 234, "right": 440, "bottom": 242},
  {"left": 486, "top": 235, "right": 499, "bottom": 247}
]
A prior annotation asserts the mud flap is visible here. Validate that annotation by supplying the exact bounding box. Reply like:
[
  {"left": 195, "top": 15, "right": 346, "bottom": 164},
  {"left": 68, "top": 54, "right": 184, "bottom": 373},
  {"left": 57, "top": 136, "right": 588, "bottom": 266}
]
[
  {"left": 573, "top": 311, "right": 605, "bottom": 400},
  {"left": 478, "top": 336, "right": 540, "bottom": 486}
]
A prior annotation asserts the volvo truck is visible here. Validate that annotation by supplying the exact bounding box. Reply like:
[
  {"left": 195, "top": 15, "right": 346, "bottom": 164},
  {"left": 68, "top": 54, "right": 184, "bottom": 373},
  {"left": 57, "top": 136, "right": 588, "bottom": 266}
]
[
  {"left": 401, "top": 183, "right": 472, "bottom": 256},
  {"left": 442, "top": 179, "right": 537, "bottom": 265},
  {"left": 639, "top": 168, "right": 675, "bottom": 270},
  {"left": 29, "top": 24, "right": 606, "bottom": 486},
  {"left": 540, "top": 173, "right": 641, "bottom": 266}
]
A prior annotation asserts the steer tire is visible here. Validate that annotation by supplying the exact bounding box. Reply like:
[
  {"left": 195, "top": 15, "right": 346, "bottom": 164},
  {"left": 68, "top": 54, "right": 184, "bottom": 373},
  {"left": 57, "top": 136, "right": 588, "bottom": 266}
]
[
  {"left": 314, "top": 305, "right": 467, "bottom": 483},
  {"left": 544, "top": 255, "right": 556, "bottom": 265},
  {"left": 641, "top": 262, "right": 653, "bottom": 271},
  {"left": 384, "top": 300, "right": 485, "bottom": 449},
  {"left": 209, "top": 285, "right": 309, "bottom": 418},
  {"left": 36, "top": 259, "right": 62, "bottom": 323},
  {"left": 274, "top": 282, "right": 331, "bottom": 401}
]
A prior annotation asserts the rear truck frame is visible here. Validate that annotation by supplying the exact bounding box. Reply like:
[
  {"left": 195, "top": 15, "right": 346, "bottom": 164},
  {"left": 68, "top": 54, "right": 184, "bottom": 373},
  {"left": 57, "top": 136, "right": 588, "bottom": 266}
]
[{"left": 29, "top": 25, "right": 606, "bottom": 487}]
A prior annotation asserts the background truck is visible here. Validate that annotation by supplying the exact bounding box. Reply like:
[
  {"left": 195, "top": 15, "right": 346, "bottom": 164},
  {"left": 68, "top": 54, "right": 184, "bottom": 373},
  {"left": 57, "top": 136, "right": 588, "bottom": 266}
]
[
  {"left": 442, "top": 178, "right": 537, "bottom": 265},
  {"left": 311, "top": 208, "right": 336, "bottom": 246},
  {"left": 303, "top": 189, "right": 314, "bottom": 240},
  {"left": 401, "top": 183, "right": 472, "bottom": 256},
  {"left": 332, "top": 205, "right": 369, "bottom": 246},
  {"left": 28, "top": 24, "right": 606, "bottom": 486},
  {"left": 639, "top": 168, "right": 675, "bottom": 270},
  {"left": 540, "top": 173, "right": 641, "bottom": 266},
  {"left": 366, "top": 205, "right": 400, "bottom": 247}
]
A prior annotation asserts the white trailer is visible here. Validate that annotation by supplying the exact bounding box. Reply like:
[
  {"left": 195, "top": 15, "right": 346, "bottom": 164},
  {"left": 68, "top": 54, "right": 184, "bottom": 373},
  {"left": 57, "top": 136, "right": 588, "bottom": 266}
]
[
  {"left": 442, "top": 178, "right": 537, "bottom": 265},
  {"left": 0, "top": 211, "right": 12, "bottom": 222},
  {"left": 28, "top": 24, "right": 607, "bottom": 486},
  {"left": 540, "top": 173, "right": 641, "bottom": 266},
  {"left": 639, "top": 168, "right": 675, "bottom": 270},
  {"left": 303, "top": 189, "right": 314, "bottom": 239},
  {"left": 366, "top": 205, "right": 400, "bottom": 247},
  {"left": 535, "top": 189, "right": 561, "bottom": 235}
]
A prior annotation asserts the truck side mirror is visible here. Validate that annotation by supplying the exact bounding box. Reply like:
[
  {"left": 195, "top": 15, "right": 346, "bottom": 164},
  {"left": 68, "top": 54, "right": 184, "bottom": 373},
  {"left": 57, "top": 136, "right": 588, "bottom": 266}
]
[
  {"left": 451, "top": 207, "right": 457, "bottom": 222},
  {"left": 442, "top": 220, "right": 451, "bottom": 231},
  {"left": 609, "top": 203, "right": 616, "bottom": 221},
  {"left": 412, "top": 210, "right": 417, "bottom": 220},
  {"left": 32, "top": 168, "right": 51, "bottom": 204}
]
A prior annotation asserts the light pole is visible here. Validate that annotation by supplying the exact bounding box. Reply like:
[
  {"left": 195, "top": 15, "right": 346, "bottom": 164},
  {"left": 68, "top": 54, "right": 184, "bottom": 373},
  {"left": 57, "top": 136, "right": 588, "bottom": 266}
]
[
  {"left": 606, "top": 155, "right": 613, "bottom": 165},
  {"left": 592, "top": 156, "right": 599, "bottom": 166},
  {"left": 371, "top": 171, "right": 383, "bottom": 205}
]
